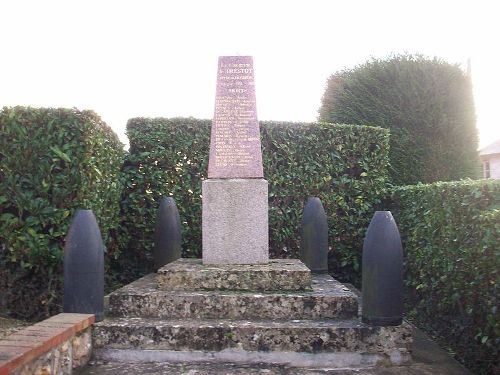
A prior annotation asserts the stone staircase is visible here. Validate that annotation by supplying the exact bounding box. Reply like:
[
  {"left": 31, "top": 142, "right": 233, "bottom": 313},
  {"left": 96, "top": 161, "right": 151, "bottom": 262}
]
[{"left": 92, "top": 259, "right": 412, "bottom": 369}]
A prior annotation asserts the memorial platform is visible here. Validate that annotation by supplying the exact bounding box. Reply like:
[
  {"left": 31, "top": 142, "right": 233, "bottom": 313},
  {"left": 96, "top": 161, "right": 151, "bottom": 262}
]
[{"left": 92, "top": 259, "right": 412, "bottom": 369}]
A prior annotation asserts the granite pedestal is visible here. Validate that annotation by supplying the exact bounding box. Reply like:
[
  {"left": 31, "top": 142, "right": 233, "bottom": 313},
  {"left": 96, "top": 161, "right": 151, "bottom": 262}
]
[{"left": 202, "top": 179, "right": 268, "bottom": 265}]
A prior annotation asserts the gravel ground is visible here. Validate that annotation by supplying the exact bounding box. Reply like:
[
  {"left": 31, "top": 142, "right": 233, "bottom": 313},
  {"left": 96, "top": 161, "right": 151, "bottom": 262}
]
[{"left": 0, "top": 316, "right": 29, "bottom": 339}]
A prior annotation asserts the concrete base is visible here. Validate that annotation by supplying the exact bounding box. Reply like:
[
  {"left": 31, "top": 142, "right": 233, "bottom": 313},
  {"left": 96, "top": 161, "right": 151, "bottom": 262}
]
[
  {"left": 202, "top": 179, "right": 269, "bottom": 264},
  {"left": 156, "top": 259, "right": 312, "bottom": 292},
  {"left": 92, "top": 348, "right": 410, "bottom": 369},
  {"left": 93, "top": 316, "right": 412, "bottom": 355},
  {"left": 75, "top": 322, "right": 476, "bottom": 374}
]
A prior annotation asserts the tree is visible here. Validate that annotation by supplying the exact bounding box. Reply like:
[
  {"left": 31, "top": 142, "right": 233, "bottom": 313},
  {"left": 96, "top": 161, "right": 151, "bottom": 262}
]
[{"left": 319, "top": 54, "right": 480, "bottom": 185}]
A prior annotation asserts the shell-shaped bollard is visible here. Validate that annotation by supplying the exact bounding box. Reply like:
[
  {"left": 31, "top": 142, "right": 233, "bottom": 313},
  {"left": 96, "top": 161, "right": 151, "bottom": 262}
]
[
  {"left": 300, "top": 197, "right": 329, "bottom": 273},
  {"left": 63, "top": 209, "right": 104, "bottom": 322},
  {"left": 362, "top": 211, "right": 403, "bottom": 326},
  {"left": 154, "top": 197, "right": 182, "bottom": 270}
]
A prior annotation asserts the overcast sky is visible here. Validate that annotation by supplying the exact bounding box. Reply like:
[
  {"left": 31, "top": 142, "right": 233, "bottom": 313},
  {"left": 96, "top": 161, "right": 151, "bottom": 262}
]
[{"left": 1, "top": 0, "right": 498, "bottom": 148}]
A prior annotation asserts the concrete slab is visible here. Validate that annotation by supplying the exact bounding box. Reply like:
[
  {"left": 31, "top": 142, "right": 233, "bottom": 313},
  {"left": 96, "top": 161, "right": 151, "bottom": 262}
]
[
  {"left": 92, "top": 317, "right": 411, "bottom": 363},
  {"left": 109, "top": 273, "right": 358, "bottom": 320},
  {"left": 157, "top": 258, "right": 312, "bottom": 291},
  {"left": 77, "top": 326, "right": 472, "bottom": 375}
]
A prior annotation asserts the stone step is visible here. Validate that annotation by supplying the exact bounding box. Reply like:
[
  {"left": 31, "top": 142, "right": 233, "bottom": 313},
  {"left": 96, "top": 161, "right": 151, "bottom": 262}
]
[
  {"left": 108, "top": 274, "right": 358, "bottom": 320},
  {"left": 92, "top": 317, "right": 412, "bottom": 363},
  {"left": 73, "top": 359, "right": 462, "bottom": 375},
  {"left": 156, "top": 258, "right": 311, "bottom": 291}
]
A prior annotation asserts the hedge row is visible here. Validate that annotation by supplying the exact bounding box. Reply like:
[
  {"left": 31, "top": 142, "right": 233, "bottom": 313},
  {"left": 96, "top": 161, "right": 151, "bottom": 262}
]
[
  {"left": 120, "top": 118, "right": 390, "bottom": 283},
  {"left": 390, "top": 180, "right": 499, "bottom": 375},
  {"left": 0, "top": 107, "right": 124, "bottom": 320},
  {"left": 319, "top": 54, "right": 480, "bottom": 185}
]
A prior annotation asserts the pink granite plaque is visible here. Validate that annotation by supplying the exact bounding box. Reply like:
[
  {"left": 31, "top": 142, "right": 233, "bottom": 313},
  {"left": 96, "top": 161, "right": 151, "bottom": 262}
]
[{"left": 208, "top": 56, "right": 264, "bottom": 178}]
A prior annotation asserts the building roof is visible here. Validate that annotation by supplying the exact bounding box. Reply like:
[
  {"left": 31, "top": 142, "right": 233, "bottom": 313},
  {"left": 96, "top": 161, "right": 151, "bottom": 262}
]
[{"left": 479, "top": 139, "right": 500, "bottom": 156}]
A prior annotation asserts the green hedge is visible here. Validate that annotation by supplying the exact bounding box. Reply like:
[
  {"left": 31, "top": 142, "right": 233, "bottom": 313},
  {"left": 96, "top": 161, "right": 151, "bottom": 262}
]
[
  {"left": 120, "top": 118, "right": 389, "bottom": 283},
  {"left": 319, "top": 54, "right": 480, "bottom": 185},
  {"left": 390, "top": 180, "right": 499, "bottom": 374},
  {"left": 0, "top": 106, "right": 124, "bottom": 320}
]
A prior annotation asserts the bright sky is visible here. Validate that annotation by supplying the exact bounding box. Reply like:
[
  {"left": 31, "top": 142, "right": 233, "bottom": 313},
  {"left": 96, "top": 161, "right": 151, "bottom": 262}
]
[{"left": 1, "top": 0, "right": 498, "bottom": 148}]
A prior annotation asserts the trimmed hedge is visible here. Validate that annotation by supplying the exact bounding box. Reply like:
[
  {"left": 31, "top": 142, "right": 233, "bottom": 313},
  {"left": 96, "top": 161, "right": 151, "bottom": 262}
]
[
  {"left": 319, "top": 54, "right": 480, "bottom": 185},
  {"left": 120, "top": 118, "right": 389, "bottom": 283},
  {"left": 0, "top": 106, "right": 124, "bottom": 320},
  {"left": 390, "top": 180, "right": 499, "bottom": 375}
]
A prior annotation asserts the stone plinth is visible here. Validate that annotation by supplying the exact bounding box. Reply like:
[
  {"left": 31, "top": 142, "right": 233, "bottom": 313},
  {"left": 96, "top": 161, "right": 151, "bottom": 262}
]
[
  {"left": 156, "top": 259, "right": 311, "bottom": 291},
  {"left": 202, "top": 179, "right": 268, "bottom": 265}
]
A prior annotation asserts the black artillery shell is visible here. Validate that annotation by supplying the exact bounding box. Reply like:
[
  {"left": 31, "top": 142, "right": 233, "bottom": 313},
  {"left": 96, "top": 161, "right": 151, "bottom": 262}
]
[
  {"left": 362, "top": 211, "right": 403, "bottom": 326},
  {"left": 154, "top": 197, "right": 182, "bottom": 270},
  {"left": 300, "top": 197, "right": 328, "bottom": 273},
  {"left": 63, "top": 209, "right": 104, "bottom": 321}
]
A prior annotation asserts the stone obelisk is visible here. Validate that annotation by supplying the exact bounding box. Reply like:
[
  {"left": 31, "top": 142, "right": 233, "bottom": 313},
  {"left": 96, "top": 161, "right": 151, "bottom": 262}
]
[{"left": 202, "top": 56, "right": 269, "bottom": 265}]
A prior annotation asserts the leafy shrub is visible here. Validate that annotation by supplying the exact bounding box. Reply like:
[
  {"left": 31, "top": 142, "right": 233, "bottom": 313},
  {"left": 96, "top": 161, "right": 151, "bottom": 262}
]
[
  {"left": 319, "top": 54, "right": 480, "bottom": 185},
  {"left": 120, "top": 118, "right": 389, "bottom": 284},
  {"left": 0, "top": 106, "right": 124, "bottom": 320},
  {"left": 390, "top": 180, "right": 499, "bottom": 374}
]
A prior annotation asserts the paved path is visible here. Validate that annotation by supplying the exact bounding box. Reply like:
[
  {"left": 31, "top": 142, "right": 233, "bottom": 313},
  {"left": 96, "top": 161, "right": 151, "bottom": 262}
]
[{"left": 76, "top": 326, "right": 472, "bottom": 375}]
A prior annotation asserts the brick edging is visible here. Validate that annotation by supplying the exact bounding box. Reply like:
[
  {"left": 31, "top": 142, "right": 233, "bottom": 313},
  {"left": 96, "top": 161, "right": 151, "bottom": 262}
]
[{"left": 0, "top": 313, "right": 95, "bottom": 375}]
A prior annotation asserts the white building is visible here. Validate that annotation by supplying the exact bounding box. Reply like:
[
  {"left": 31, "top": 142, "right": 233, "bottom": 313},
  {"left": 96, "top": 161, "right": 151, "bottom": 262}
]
[{"left": 479, "top": 139, "right": 500, "bottom": 179}]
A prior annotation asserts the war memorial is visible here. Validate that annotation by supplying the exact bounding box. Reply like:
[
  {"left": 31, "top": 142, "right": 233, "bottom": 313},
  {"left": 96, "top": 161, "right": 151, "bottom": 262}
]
[{"left": 89, "top": 57, "right": 412, "bottom": 369}]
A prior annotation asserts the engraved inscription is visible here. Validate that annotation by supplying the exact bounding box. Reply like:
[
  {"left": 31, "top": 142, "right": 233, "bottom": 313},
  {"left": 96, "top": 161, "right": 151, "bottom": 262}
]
[{"left": 208, "top": 56, "right": 264, "bottom": 178}]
